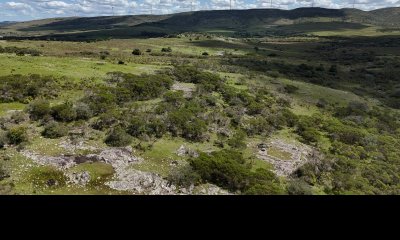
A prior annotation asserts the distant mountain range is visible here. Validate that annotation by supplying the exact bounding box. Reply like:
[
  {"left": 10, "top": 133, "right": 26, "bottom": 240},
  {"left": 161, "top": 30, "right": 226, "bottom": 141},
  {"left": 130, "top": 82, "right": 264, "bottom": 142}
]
[
  {"left": 0, "top": 21, "right": 17, "bottom": 26},
  {"left": 0, "top": 7, "right": 399, "bottom": 40}
]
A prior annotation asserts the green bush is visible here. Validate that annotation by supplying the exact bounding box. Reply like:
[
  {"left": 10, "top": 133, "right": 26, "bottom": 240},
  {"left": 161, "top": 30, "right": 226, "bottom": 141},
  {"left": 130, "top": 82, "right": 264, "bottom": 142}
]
[
  {"left": 52, "top": 102, "right": 77, "bottom": 122},
  {"left": 42, "top": 122, "right": 68, "bottom": 139},
  {"left": 161, "top": 47, "right": 172, "bottom": 52},
  {"left": 27, "top": 99, "right": 51, "bottom": 120},
  {"left": 105, "top": 127, "right": 132, "bottom": 147},
  {"left": 132, "top": 49, "right": 142, "bottom": 55},
  {"left": 190, "top": 150, "right": 283, "bottom": 194},
  {"left": 7, "top": 126, "right": 28, "bottom": 145}
]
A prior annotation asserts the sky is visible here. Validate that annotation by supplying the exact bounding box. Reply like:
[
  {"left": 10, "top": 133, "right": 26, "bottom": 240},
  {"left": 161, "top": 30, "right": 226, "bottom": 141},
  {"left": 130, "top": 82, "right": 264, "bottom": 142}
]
[{"left": 0, "top": 0, "right": 399, "bottom": 21}]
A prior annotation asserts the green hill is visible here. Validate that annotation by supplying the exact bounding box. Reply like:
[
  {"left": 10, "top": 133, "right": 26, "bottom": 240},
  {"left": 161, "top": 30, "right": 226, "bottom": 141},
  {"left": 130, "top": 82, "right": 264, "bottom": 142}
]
[{"left": 1, "top": 7, "right": 400, "bottom": 40}]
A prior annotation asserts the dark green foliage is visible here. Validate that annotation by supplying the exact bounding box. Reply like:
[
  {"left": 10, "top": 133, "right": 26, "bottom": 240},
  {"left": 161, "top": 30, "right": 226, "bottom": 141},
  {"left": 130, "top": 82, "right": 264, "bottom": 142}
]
[
  {"left": 74, "top": 102, "right": 93, "bottom": 120},
  {"left": 0, "top": 46, "right": 42, "bottom": 56},
  {"left": 105, "top": 127, "right": 132, "bottom": 147},
  {"left": 7, "top": 126, "right": 28, "bottom": 145},
  {"left": 172, "top": 66, "right": 224, "bottom": 92},
  {"left": 132, "top": 49, "right": 142, "bottom": 55},
  {"left": 287, "top": 180, "right": 313, "bottom": 195},
  {"left": 189, "top": 150, "right": 283, "bottom": 194},
  {"left": 284, "top": 84, "right": 299, "bottom": 94},
  {"left": 161, "top": 47, "right": 172, "bottom": 52},
  {"left": 227, "top": 130, "right": 247, "bottom": 149},
  {"left": 0, "top": 132, "right": 7, "bottom": 149},
  {"left": 116, "top": 73, "right": 173, "bottom": 101},
  {"left": 27, "top": 99, "right": 51, "bottom": 120},
  {"left": 51, "top": 102, "right": 77, "bottom": 122},
  {"left": 168, "top": 165, "right": 201, "bottom": 188},
  {"left": 164, "top": 90, "right": 185, "bottom": 106},
  {"left": 42, "top": 121, "right": 68, "bottom": 139},
  {"left": 0, "top": 75, "right": 60, "bottom": 103},
  {"left": 83, "top": 85, "right": 117, "bottom": 115}
]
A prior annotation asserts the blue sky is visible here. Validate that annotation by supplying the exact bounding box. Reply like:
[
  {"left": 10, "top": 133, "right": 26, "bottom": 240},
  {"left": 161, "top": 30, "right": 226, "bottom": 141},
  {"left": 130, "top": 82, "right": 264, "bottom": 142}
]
[{"left": 1, "top": 0, "right": 399, "bottom": 21}]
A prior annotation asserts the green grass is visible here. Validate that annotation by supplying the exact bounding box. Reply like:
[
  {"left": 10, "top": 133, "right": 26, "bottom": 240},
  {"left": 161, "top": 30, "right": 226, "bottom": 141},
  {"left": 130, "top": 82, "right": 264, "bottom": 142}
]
[
  {"left": 268, "top": 147, "right": 293, "bottom": 161},
  {"left": 132, "top": 136, "right": 219, "bottom": 177},
  {"left": 0, "top": 54, "right": 162, "bottom": 81},
  {"left": 0, "top": 102, "right": 26, "bottom": 116},
  {"left": 68, "top": 162, "right": 115, "bottom": 186}
]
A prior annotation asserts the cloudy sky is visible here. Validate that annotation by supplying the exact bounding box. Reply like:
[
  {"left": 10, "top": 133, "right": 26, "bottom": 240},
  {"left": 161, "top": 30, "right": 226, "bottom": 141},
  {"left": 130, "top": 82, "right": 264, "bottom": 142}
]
[{"left": 0, "top": 0, "right": 399, "bottom": 21}]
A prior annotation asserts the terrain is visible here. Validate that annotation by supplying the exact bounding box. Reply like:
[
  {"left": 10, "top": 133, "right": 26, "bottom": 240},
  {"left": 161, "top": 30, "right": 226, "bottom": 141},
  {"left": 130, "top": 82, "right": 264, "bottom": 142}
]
[{"left": 0, "top": 7, "right": 399, "bottom": 195}]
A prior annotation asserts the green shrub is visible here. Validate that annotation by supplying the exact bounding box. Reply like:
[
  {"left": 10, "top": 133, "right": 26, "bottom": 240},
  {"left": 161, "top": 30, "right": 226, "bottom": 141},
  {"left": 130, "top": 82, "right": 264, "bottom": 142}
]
[
  {"left": 132, "top": 49, "right": 142, "bottom": 55},
  {"left": 161, "top": 47, "right": 172, "bottom": 52},
  {"left": 42, "top": 122, "right": 68, "bottom": 139},
  {"left": 52, "top": 102, "right": 77, "bottom": 122},
  {"left": 105, "top": 127, "right": 132, "bottom": 147},
  {"left": 190, "top": 150, "right": 283, "bottom": 194},
  {"left": 27, "top": 99, "right": 51, "bottom": 120},
  {"left": 7, "top": 126, "right": 28, "bottom": 145}
]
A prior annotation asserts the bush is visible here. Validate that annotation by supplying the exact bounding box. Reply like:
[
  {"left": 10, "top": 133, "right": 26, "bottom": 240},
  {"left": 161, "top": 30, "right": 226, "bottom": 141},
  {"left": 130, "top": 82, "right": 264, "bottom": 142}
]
[
  {"left": 105, "top": 127, "right": 132, "bottom": 147},
  {"left": 284, "top": 84, "right": 299, "bottom": 94},
  {"left": 132, "top": 49, "right": 142, "bottom": 56},
  {"left": 190, "top": 150, "right": 283, "bottom": 194},
  {"left": 51, "top": 102, "right": 77, "bottom": 122},
  {"left": 0, "top": 131, "right": 7, "bottom": 149},
  {"left": 42, "top": 122, "right": 68, "bottom": 139},
  {"left": 168, "top": 165, "right": 201, "bottom": 188},
  {"left": 27, "top": 99, "right": 51, "bottom": 120},
  {"left": 7, "top": 126, "right": 28, "bottom": 145},
  {"left": 161, "top": 47, "right": 172, "bottom": 53},
  {"left": 74, "top": 102, "right": 93, "bottom": 120},
  {"left": 202, "top": 52, "right": 209, "bottom": 56},
  {"left": 227, "top": 130, "right": 247, "bottom": 149}
]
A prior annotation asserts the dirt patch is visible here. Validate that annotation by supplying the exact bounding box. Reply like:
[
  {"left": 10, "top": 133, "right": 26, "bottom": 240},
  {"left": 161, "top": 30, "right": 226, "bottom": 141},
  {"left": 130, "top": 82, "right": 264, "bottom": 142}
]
[
  {"left": 172, "top": 82, "right": 196, "bottom": 98},
  {"left": 255, "top": 139, "right": 315, "bottom": 176}
]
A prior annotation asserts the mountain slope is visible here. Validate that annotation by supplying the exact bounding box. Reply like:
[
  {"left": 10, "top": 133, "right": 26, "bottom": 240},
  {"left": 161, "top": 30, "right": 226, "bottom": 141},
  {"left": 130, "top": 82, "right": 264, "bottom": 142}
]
[{"left": 1, "top": 7, "right": 399, "bottom": 40}]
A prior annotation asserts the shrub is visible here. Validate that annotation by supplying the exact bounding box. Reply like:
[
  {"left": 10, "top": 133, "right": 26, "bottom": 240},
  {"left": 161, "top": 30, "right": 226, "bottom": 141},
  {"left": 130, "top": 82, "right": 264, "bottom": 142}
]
[
  {"left": 42, "top": 122, "right": 68, "bottom": 139},
  {"left": 7, "top": 126, "right": 28, "bottom": 145},
  {"left": 0, "top": 131, "right": 7, "bottom": 149},
  {"left": 284, "top": 84, "right": 299, "bottom": 94},
  {"left": 227, "top": 130, "right": 247, "bottom": 149},
  {"left": 189, "top": 150, "right": 283, "bottom": 194},
  {"left": 74, "top": 102, "right": 93, "bottom": 120},
  {"left": 161, "top": 47, "right": 172, "bottom": 53},
  {"left": 105, "top": 127, "right": 132, "bottom": 147},
  {"left": 51, "top": 102, "right": 77, "bottom": 122},
  {"left": 27, "top": 99, "right": 51, "bottom": 120},
  {"left": 202, "top": 52, "right": 209, "bottom": 56},
  {"left": 132, "top": 49, "right": 142, "bottom": 56},
  {"left": 168, "top": 165, "right": 201, "bottom": 188}
]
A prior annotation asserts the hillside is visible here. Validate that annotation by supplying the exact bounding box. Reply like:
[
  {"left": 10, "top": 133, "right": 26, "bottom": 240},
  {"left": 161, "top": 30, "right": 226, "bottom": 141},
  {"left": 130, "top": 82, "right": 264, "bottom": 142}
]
[{"left": 1, "top": 7, "right": 400, "bottom": 40}]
